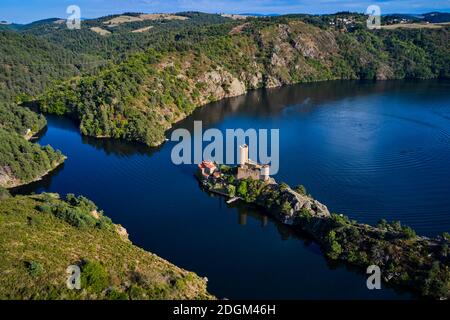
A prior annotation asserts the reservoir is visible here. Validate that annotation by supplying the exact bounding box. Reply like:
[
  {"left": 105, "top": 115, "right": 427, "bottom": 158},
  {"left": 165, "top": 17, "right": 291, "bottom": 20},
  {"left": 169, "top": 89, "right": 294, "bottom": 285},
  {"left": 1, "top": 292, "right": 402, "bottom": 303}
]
[{"left": 15, "top": 80, "right": 450, "bottom": 299}]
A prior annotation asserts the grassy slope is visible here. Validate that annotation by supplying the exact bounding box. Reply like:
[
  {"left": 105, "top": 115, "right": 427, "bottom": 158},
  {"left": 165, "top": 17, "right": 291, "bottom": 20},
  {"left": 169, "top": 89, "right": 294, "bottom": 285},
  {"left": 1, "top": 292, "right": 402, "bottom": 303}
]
[{"left": 0, "top": 193, "right": 212, "bottom": 299}]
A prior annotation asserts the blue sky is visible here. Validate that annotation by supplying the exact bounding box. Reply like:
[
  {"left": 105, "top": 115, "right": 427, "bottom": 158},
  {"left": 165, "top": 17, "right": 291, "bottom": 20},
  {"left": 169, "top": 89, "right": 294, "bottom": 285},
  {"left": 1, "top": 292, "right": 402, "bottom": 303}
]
[{"left": 1, "top": 0, "right": 449, "bottom": 23}]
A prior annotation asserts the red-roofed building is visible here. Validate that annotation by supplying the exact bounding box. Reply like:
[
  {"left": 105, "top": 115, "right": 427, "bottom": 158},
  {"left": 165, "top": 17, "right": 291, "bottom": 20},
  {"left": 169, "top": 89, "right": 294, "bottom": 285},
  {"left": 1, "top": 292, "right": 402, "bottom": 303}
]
[{"left": 198, "top": 160, "right": 217, "bottom": 178}]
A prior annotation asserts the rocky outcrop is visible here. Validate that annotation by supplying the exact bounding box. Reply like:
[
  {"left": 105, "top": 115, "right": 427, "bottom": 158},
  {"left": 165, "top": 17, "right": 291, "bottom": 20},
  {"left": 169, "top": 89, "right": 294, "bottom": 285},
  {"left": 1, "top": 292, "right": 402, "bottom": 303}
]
[
  {"left": 197, "top": 68, "right": 247, "bottom": 103},
  {"left": 258, "top": 184, "right": 330, "bottom": 224},
  {"left": 0, "top": 166, "right": 18, "bottom": 188}
]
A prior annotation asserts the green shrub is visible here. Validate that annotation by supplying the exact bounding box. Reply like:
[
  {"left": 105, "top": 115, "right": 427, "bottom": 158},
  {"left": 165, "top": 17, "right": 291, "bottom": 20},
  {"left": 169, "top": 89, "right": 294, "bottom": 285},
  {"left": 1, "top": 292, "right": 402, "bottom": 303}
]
[
  {"left": 227, "top": 185, "right": 236, "bottom": 197},
  {"left": 294, "top": 185, "right": 307, "bottom": 195},
  {"left": 81, "top": 261, "right": 110, "bottom": 294},
  {"left": 422, "top": 262, "right": 450, "bottom": 298},
  {"left": 402, "top": 226, "right": 417, "bottom": 239},
  {"left": 128, "top": 284, "right": 146, "bottom": 300},
  {"left": 37, "top": 204, "right": 52, "bottom": 214},
  {"left": 299, "top": 208, "right": 312, "bottom": 221},
  {"left": 25, "top": 261, "right": 44, "bottom": 277},
  {"left": 281, "top": 201, "right": 292, "bottom": 215},
  {"left": 107, "top": 288, "right": 128, "bottom": 300},
  {"left": 237, "top": 180, "right": 248, "bottom": 198},
  {"left": 326, "top": 231, "right": 342, "bottom": 260}
]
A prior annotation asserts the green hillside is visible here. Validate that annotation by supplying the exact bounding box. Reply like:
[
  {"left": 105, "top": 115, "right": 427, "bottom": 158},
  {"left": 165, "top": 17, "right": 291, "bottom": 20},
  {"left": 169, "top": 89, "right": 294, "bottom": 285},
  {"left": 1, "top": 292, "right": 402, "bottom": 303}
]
[{"left": 37, "top": 16, "right": 449, "bottom": 146}]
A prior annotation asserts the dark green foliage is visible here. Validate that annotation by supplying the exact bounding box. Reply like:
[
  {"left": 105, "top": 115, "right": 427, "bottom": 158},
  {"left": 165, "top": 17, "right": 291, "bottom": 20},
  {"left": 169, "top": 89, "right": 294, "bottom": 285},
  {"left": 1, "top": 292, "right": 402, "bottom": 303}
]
[
  {"left": 0, "top": 194, "right": 212, "bottom": 300},
  {"left": 18, "top": 17, "right": 448, "bottom": 147},
  {"left": 25, "top": 261, "right": 44, "bottom": 277},
  {"left": 281, "top": 201, "right": 292, "bottom": 214},
  {"left": 237, "top": 180, "right": 248, "bottom": 198},
  {"left": 0, "top": 103, "right": 46, "bottom": 136},
  {"left": 0, "top": 128, "right": 65, "bottom": 187},
  {"left": 423, "top": 262, "right": 450, "bottom": 298},
  {"left": 0, "top": 31, "right": 91, "bottom": 103},
  {"left": 377, "top": 219, "right": 417, "bottom": 239},
  {"left": 81, "top": 260, "right": 110, "bottom": 294},
  {"left": 294, "top": 185, "right": 307, "bottom": 195},
  {"left": 326, "top": 230, "right": 343, "bottom": 259},
  {"left": 206, "top": 167, "right": 450, "bottom": 298},
  {"left": 36, "top": 194, "right": 113, "bottom": 230},
  {"left": 65, "top": 194, "right": 97, "bottom": 212},
  {"left": 227, "top": 184, "right": 236, "bottom": 197}
]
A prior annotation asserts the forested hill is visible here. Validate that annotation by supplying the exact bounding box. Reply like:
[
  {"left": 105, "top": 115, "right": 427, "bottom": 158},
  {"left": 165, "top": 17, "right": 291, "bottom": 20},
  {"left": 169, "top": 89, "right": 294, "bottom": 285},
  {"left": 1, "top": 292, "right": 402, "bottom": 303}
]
[
  {"left": 0, "top": 12, "right": 231, "bottom": 105},
  {"left": 35, "top": 14, "right": 449, "bottom": 146},
  {"left": 0, "top": 12, "right": 230, "bottom": 188},
  {"left": 0, "top": 31, "right": 94, "bottom": 103},
  {"left": 1, "top": 12, "right": 449, "bottom": 149}
]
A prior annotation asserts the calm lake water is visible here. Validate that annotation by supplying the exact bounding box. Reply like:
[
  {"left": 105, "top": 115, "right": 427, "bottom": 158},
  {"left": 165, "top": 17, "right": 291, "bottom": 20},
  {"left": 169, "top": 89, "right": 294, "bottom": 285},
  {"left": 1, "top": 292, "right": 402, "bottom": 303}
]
[{"left": 15, "top": 80, "right": 450, "bottom": 299}]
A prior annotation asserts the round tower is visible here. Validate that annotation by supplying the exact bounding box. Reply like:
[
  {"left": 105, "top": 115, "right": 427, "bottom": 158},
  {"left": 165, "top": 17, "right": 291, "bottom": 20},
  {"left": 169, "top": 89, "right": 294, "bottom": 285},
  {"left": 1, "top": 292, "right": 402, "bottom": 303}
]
[{"left": 261, "top": 164, "right": 270, "bottom": 181}]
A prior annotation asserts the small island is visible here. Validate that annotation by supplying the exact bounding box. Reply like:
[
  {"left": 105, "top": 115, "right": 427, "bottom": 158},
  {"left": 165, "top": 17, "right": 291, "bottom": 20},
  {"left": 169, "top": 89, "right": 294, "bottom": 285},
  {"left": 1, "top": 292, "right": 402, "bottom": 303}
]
[{"left": 197, "top": 145, "right": 450, "bottom": 299}]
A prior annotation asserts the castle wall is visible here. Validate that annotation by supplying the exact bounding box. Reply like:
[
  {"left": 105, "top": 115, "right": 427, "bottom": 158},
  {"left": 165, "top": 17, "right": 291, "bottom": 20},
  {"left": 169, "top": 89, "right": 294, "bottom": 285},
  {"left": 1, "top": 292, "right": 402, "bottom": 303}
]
[{"left": 237, "top": 166, "right": 261, "bottom": 180}]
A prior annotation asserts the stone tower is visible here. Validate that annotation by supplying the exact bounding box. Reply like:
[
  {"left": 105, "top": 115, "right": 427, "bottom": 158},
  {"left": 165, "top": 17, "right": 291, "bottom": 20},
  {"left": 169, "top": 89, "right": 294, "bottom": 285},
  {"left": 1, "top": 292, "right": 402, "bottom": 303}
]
[{"left": 239, "top": 144, "right": 249, "bottom": 167}]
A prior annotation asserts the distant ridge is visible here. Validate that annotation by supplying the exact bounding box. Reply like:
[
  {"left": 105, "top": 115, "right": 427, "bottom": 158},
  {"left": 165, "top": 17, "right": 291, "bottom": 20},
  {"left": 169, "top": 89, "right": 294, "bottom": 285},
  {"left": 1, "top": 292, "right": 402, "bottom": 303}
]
[{"left": 2, "top": 11, "right": 450, "bottom": 26}]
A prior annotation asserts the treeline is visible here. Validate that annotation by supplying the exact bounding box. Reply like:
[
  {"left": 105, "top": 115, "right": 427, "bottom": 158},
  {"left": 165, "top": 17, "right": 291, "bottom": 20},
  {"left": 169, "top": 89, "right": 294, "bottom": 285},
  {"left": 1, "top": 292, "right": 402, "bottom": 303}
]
[{"left": 0, "top": 31, "right": 96, "bottom": 103}]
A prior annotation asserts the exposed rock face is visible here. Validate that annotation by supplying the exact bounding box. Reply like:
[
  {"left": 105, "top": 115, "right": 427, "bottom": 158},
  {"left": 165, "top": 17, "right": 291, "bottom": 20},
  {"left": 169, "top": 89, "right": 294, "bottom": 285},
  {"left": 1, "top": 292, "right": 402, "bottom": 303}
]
[
  {"left": 197, "top": 68, "right": 246, "bottom": 102},
  {"left": 0, "top": 166, "right": 16, "bottom": 187},
  {"left": 293, "top": 29, "right": 338, "bottom": 59},
  {"left": 115, "top": 224, "right": 130, "bottom": 241},
  {"left": 41, "top": 18, "right": 448, "bottom": 148},
  {"left": 90, "top": 209, "right": 100, "bottom": 219},
  {"left": 376, "top": 63, "right": 395, "bottom": 80}
]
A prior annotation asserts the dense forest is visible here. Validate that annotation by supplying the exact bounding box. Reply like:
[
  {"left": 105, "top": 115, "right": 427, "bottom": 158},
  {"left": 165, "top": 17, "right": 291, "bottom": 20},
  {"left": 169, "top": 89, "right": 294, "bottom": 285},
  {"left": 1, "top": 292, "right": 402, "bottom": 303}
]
[
  {"left": 0, "top": 128, "right": 65, "bottom": 188},
  {"left": 36, "top": 14, "right": 449, "bottom": 146},
  {"left": 0, "top": 101, "right": 65, "bottom": 188},
  {"left": 0, "top": 102, "right": 46, "bottom": 136},
  {"left": 0, "top": 10, "right": 449, "bottom": 300}
]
